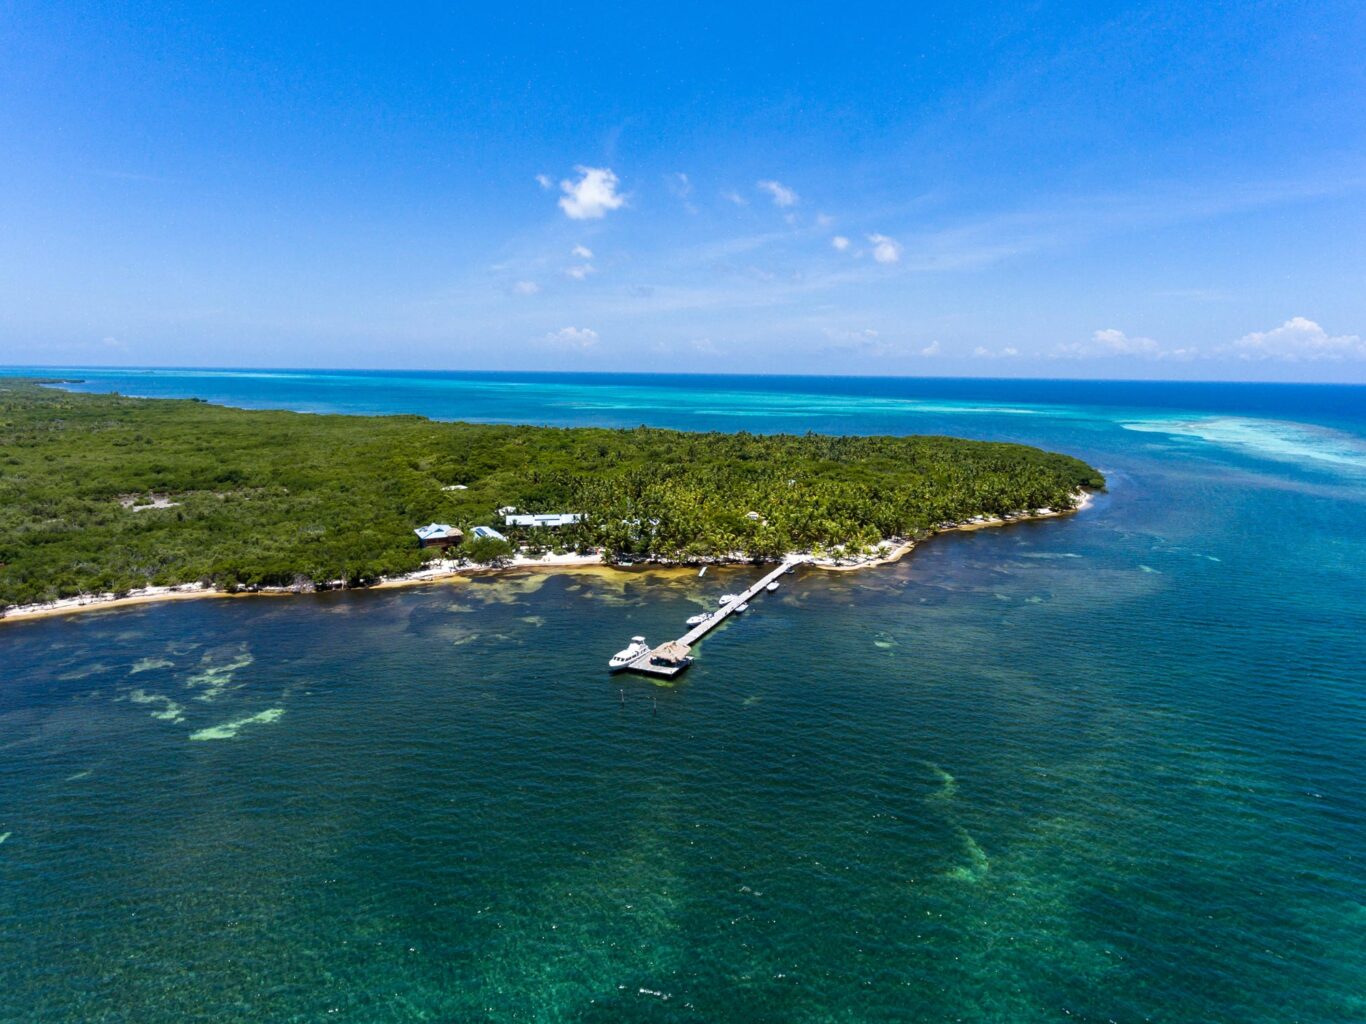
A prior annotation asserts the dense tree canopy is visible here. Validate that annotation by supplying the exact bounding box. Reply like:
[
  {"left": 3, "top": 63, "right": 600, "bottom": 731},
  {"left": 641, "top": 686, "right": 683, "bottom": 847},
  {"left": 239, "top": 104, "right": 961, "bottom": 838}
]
[{"left": 0, "top": 381, "right": 1103, "bottom": 607}]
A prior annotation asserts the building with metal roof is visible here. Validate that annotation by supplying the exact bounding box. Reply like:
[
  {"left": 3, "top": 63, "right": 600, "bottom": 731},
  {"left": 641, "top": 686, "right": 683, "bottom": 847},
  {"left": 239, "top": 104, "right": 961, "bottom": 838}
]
[
  {"left": 502, "top": 512, "right": 583, "bottom": 528},
  {"left": 414, "top": 523, "right": 463, "bottom": 548}
]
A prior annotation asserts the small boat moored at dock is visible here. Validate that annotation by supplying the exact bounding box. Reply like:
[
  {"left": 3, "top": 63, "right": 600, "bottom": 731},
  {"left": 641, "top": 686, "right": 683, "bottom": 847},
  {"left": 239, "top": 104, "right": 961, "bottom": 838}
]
[
  {"left": 765, "top": 581, "right": 780, "bottom": 592},
  {"left": 718, "top": 593, "right": 739, "bottom": 606},
  {"left": 609, "top": 636, "right": 650, "bottom": 672},
  {"left": 685, "top": 612, "right": 710, "bottom": 626},
  {"left": 733, "top": 602, "right": 749, "bottom": 613}
]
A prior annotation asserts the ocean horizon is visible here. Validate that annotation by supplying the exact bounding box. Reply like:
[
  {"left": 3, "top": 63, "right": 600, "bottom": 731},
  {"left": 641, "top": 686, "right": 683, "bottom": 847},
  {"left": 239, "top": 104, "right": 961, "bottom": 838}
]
[{"left": 3, "top": 368, "right": 1363, "bottom": 1022}]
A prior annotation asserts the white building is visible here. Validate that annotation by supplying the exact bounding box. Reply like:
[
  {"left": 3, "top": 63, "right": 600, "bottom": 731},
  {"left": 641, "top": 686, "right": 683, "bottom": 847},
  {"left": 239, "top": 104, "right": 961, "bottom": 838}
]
[{"left": 502, "top": 512, "right": 583, "bottom": 528}]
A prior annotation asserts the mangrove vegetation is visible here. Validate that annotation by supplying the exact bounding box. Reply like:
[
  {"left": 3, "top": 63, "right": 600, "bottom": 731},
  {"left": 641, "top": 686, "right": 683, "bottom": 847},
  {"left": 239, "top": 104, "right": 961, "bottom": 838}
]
[{"left": 0, "top": 380, "right": 1104, "bottom": 608}]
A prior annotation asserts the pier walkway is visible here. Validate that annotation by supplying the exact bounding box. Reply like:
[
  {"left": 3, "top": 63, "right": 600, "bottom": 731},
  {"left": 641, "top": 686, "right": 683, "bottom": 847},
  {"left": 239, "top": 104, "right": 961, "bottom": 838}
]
[{"left": 622, "top": 561, "right": 795, "bottom": 678}]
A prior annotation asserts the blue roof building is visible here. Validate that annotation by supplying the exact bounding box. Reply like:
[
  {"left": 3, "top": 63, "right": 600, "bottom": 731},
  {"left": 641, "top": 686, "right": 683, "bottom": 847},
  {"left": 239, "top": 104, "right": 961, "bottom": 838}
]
[{"left": 414, "top": 522, "right": 463, "bottom": 548}]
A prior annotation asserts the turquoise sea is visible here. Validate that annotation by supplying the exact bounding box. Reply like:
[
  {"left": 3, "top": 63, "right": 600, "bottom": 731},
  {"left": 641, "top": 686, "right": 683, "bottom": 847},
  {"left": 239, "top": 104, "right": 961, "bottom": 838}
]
[{"left": 2, "top": 369, "right": 1364, "bottom": 1022}]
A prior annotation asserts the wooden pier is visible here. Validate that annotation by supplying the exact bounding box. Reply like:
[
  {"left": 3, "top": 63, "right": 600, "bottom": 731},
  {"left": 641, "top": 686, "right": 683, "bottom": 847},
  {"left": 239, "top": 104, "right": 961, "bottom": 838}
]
[{"left": 620, "top": 561, "right": 795, "bottom": 678}]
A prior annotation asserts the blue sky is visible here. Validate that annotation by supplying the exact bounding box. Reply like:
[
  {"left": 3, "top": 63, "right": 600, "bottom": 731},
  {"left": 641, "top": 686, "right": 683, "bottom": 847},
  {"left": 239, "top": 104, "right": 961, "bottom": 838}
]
[{"left": 2, "top": 2, "right": 1365, "bottom": 381}]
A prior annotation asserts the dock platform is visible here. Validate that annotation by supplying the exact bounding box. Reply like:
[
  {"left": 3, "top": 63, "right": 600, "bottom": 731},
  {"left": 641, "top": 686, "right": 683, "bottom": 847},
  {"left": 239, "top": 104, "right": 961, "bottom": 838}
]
[{"left": 621, "top": 561, "right": 794, "bottom": 678}]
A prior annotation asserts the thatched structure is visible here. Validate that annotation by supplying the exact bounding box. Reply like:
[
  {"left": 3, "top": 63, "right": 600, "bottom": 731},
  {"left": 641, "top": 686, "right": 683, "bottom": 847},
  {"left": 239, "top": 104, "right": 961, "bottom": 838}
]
[{"left": 651, "top": 640, "right": 693, "bottom": 665}]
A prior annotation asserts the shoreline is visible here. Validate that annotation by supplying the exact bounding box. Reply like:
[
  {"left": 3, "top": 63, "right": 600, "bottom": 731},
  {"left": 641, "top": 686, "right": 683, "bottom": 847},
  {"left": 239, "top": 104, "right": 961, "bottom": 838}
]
[{"left": 0, "top": 491, "right": 1096, "bottom": 625}]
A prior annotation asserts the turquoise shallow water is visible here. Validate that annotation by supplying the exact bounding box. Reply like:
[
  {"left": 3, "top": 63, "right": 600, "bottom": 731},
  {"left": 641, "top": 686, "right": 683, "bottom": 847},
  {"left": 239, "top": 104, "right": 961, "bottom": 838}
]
[{"left": 2, "top": 370, "right": 1364, "bottom": 1022}]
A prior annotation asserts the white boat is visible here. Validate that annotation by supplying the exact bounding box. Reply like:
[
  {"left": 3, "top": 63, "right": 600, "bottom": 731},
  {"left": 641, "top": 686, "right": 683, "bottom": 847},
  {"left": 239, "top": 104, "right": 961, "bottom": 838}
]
[
  {"left": 698, "top": 566, "right": 707, "bottom": 577},
  {"left": 685, "top": 612, "right": 710, "bottom": 626},
  {"left": 765, "top": 581, "right": 780, "bottom": 592},
  {"left": 734, "top": 602, "right": 749, "bottom": 613},
  {"left": 718, "top": 594, "right": 739, "bottom": 606},
  {"left": 608, "top": 636, "right": 649, "bottom": 672}
]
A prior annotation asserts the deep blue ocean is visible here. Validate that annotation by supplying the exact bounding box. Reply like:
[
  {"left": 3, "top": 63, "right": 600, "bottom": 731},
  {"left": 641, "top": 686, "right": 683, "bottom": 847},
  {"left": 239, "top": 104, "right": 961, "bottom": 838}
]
[{"left": 2, "top": 368, "right": 1364, "bottom": 1023}]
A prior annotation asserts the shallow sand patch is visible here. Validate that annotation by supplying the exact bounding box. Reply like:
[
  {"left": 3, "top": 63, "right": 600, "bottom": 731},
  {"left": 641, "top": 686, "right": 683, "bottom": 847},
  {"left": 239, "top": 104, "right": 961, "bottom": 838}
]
[
  {"left": 184, "top": 646, "right": 254, "bottom": 702},
  {"left": 945, "top": 830, "right": 991, "bottom": 883},
  {"left": 127, "top": 688, "right": 186, "bottom": 723},
  {"left": 189, "top": 707, "right": 285, "bottom": 741},
  {"left": 130, "top": 657, "right": 175, "bottom": 674}
]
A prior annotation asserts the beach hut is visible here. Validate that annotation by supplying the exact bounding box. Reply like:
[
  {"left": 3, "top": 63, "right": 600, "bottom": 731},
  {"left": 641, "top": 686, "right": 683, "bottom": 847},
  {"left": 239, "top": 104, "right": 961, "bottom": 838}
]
[
  {"left": 650, "top": 640, "right": 693, "bottom": 667},
  {"left": 414, "top": 523, "right": 463, "bottom": 549}
]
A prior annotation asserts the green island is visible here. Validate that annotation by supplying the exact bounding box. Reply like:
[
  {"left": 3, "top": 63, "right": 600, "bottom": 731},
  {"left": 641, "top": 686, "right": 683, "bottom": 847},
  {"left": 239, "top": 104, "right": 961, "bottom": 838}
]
[{"left": 0, "top": 380, "right": 1104, "bottom": 609}]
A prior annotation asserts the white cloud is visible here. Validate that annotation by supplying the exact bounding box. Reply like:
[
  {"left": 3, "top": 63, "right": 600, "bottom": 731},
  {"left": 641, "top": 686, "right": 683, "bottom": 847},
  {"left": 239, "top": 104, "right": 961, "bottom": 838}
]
[
  {"left": 815, "top": 213, "right": 835, "bottom": 227},
  {"left": 558, "top": 167, "right": 625, "bottom": 220},
  {"left": 692, "top": 337, "right": 719, "bottom": 354},
  {"left": 822, "top": 327, "right": 906, "bottom": 358},
  {"left": 973, "top": 346, "right": 991, "bottom": 358},
  {"left": 571, "top": 244, "right": 593, "bottom": 259},
  {"left": 823, "top": 327, "right": 880, "bottom": 343},
  {"left": 669, "top": 173, "right": 698, "bottom": 213},
  {"left": 920, "top": 341, "right": 941, "bottom": 357},
  {"left": 831, "top": 235, "right": 851, "bottom": 251},
  {"left": 565, "top": 264, "right": 595, "bottom": 281},
  {"left": 668, "top": 172, "right": 692, "bottom": 198},
  {"left": 1002, "top": 346, "right": 1019, "bottom": 357},
  {"left": 1091, "top": 328, "right": 1160, "bottom": 355},
  {"left": 757, "top": 179, "right": 799, "bottom": 207},
  {"left": 722, "top": 189, "right": 748, "bottom": 207},
  {"left": 535, "top": 173, "right": 553, "bottom": 190},
  {"left": 1223, "top": 317, "right": 1365, "bottom": 361},
  {"left": 1053, "top": 328, "right": 1196, "bottom": 360},
  {"left": 867, "top": 233, "right": 902, "bottom": 264},
  {"left": 1055, "top": 328, "right": 1156, "bottom": 357},
  {"left": 513, "top": 280, "right": 540, "bottom": 295},
  {"left": 546, "top": 326, "right": 599, "bottom": 349}
]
